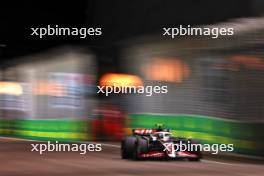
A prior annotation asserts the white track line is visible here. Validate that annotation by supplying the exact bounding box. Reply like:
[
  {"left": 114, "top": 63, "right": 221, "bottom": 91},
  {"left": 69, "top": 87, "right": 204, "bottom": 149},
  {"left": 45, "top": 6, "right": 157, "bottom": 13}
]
[
  {"left": 83, "top": 141, "right": 121, "bottom": 148},
  {"left": 201, "top": 159, "right": 236, "bottom": 166},
  {"left": 0, "top": 136, "right": 42, "bottom": 142}
]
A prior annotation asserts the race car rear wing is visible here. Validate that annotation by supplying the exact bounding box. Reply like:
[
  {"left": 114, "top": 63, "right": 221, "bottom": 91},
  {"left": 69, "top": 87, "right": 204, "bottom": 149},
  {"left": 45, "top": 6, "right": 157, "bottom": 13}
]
[{"left": 132, "top": 129, "right": 155, "bottom": 135}]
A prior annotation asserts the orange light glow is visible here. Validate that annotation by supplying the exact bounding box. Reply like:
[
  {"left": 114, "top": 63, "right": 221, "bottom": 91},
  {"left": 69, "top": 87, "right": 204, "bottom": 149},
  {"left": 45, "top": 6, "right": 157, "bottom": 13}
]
[
  {"left": 214, "top": 55, "right": 264, "bottom": 71},
  {"left": 100, "top": 73, "right": 143, "bottom": 87},
  {"left": 229, "top": 55, "right": 264, "bottom": 70},
  {"left": 0, "top": 82, "right": 23, "bottom": 95},
  {"left": 34, "top": 81, "right": 66, "bottom": 96},
  {"left": 142, "top": 58, "right": 190, "bottom": 82}
]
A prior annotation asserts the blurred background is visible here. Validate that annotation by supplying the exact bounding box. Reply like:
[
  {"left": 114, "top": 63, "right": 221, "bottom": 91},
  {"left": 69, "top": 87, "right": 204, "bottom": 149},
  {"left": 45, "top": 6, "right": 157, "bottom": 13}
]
[{"left": 0, "top": 0, "right": 264, "bottom": 159}]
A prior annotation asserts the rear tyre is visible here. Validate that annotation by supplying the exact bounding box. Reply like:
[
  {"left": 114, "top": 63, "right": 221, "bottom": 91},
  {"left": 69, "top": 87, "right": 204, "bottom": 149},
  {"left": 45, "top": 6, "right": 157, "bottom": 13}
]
[{"left": 121, "top": 136, "right": 137, "bottom": 159}]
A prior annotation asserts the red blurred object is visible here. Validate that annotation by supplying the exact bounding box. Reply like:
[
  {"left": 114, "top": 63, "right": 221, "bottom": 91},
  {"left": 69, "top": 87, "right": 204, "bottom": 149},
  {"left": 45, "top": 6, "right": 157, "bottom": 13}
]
[{"left": 92, "top": 104, "right": 125, "bottom": 141}]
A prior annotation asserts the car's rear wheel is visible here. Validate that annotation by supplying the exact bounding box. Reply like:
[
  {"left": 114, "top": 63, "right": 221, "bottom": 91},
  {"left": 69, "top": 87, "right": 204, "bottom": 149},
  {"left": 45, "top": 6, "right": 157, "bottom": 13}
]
[{"left": 121, "top": 136, "right": 137, "bottom": 159}]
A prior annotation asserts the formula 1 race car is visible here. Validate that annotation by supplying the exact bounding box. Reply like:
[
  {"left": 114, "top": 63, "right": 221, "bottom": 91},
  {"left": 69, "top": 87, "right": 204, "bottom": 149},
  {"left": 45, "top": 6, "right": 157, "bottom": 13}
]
[{"left": 121, "top": 124, "right": 202, "bottom": 161}]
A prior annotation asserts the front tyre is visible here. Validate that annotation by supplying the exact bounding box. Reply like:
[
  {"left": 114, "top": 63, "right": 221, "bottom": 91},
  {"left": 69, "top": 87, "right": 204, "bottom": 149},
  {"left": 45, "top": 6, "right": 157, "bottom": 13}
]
[{"left": 188, "top": 157, "right": 201, "bottom": 161}]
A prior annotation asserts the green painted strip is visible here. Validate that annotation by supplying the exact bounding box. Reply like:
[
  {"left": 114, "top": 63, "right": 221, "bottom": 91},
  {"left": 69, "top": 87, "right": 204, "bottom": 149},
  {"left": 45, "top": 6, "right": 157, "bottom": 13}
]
[
  {"left": 128, "top": 114, "right": 264, "bottom": 156},
  {"left": 129, "top": 114, "right": 263, "bottom": 140},
  {"left": 1, "top": 129, "right": 88, "bottom": 140},
  {"left": 0, "top": 119, "right": 88, "bottom": 132},
  {"left": 0, "top": 119, "right": 90, "bottom": 141},
  {"left": 0, "top": 134, "right": 82, "bottom": 142}
]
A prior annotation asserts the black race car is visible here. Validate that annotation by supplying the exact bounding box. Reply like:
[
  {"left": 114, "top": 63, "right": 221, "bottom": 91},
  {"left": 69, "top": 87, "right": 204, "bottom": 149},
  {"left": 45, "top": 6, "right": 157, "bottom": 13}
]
[{"left": 121, "top": 125, "right": 202, "bottom": 161}]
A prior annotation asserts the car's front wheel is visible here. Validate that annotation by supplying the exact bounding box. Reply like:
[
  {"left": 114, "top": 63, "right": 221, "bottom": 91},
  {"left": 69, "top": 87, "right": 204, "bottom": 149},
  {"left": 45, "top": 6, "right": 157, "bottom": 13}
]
[{"left": 188, "top": 157, "right": 201, "bottom": 161}]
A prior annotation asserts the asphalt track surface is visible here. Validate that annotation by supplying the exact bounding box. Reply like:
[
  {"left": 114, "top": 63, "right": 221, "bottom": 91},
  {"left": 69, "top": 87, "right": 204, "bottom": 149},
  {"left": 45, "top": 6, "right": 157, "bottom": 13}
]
[{"left": 0, "top": 137, "right": 263, "bottom": 176}]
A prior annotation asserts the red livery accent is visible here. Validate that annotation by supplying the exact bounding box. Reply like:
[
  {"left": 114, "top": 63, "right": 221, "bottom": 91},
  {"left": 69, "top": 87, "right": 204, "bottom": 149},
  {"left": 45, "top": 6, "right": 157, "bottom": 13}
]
[
  {"left": 140, "top": 151, "right": 165, "bottom": 158},
  {"left": 178, "top": 151, "right": 197, "bottom": 157},
  {"left": 133, "top": 129, "right": 155, "bottom": 135}
]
